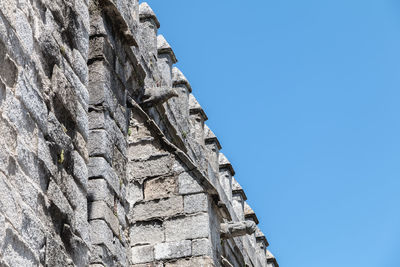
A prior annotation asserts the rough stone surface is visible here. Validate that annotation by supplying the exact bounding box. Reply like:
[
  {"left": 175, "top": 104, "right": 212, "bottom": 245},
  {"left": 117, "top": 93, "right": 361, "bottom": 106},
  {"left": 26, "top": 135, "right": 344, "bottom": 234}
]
[
  {"left": 165, "top": 213, "right": 209, "bottom": 241},
  {"left": 184, "top": 193, "right": 208, "bottom": 214},
  {"left": 0, "top": 1, "right": 277, "bottom": 266},
  {"left": 154, "top": 240, "right": 191, "bottom": 260}
]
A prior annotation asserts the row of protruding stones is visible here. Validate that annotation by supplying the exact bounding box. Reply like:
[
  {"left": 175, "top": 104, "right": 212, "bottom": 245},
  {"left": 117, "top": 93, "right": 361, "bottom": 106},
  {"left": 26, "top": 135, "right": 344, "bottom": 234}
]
[
  {"left": 86, "top": 0, "right": 144, "bottom": 266},
  {"left": 122, "top": 2, "right": 275, "bottom": 267}
]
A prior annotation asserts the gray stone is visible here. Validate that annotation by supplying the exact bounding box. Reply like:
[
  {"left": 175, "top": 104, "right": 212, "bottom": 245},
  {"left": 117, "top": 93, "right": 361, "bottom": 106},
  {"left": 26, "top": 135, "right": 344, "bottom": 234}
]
[
  {"left": 192, "top": 238, "right": 212, "bottom": 257},
  {"left": 126, "top": 181, "right": 143, "bottom": 206},
  {"left": 90, "top": 219, "right": 113, "bottom": 245},
  {"left": 139, "top": 2, "right": 160, "bottom": 28},
  {"left": 47, "top": 180, "right": 73, "bottom": 221},
  {"left": 157, "top": 35, "right": 177, "bottom": 64},
  {"left": 131, "top": 244, "right": 154, "bottom": 264},
  {"left": 165, "top": 213, "right": 209, "bottom": 242},
  {"left": 88, "top": 201, "right": 119, "bottom": 236},
  {"left": 72, "top": 150, "right": 88, "bottom": 190},
  {"left": 131, "top": 196, "right": 183, "bottom": 222},
  {"left": 178, "top": 171, "right": 204, "bottom": 194},
  {"left": 127, "top": 155, "right": 173, "bottom": 180},
  {"left": 154, "top": 240, "right": 191, "bottom": 260},
  {"left": 88, "top": 157, "right": 120, "bottom": 196},
  {"left": 130, "top": 221, "right": 164, "bottom": 246},
  {"left": 1, "top": 227, "right": 39, "bottom": 266},
  {"left": 144, "top": 176, "right": 177, "bottom": 200},
  {"left": 87, "top": 179, "right": 113, "bottom": 208},
  {"left": 0, "top": 54, "right": 18, "bottom": 87},
  {"left": 15, "top": 76, "right": 48, "bottom": 135},
  {"left": 88, "top": 130, "right": 114, "bottom": 163},
  {"left": 184, "top": 193, "right": 208, "bottom": 214}
]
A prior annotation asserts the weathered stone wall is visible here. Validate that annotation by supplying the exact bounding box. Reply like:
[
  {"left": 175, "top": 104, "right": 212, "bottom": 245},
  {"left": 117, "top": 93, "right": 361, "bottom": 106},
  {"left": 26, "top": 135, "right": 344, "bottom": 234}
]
[{"left": 0, "top": 0, "right": 278, "bottom": 266}]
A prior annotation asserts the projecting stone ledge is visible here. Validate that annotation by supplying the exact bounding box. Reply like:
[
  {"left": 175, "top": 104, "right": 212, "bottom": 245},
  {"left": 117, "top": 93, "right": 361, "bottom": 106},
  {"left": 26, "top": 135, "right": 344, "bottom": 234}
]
[{"left": 220, "top": 221, "right": 257, "bottom": 239}]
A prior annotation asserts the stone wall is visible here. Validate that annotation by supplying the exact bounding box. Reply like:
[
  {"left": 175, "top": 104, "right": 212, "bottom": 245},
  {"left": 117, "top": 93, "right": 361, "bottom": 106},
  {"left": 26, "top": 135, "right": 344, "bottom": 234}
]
[{"left": 0, "top": 0, "right": 278, "bottom": 266}]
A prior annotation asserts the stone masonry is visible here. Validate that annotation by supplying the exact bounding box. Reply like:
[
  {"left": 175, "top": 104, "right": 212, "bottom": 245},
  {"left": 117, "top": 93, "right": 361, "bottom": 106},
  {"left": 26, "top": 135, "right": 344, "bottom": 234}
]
[{"left": 0, "top": 0, "right": 279, "bottom": 266}]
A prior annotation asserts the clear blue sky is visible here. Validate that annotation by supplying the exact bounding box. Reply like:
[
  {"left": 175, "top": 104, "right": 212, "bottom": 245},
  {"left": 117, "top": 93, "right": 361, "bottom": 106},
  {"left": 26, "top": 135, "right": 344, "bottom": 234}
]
[{"left": 145, "top": 1, "right": 400, "bottom": 266}]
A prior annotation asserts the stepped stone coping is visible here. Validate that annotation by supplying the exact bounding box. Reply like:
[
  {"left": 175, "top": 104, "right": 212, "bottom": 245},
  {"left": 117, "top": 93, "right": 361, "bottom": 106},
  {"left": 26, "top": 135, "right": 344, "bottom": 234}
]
[
  {"left": 204, "top": 124, "right": 222, "bottom": 150},
  {"left": 139, "top": 2, "right": 160, "bottom": 28},
  {"left": 232, "top": 177, "right": 247, "bottom": 201},
  {"left": 172, "top": 67, "right": 192, "bottom": 92},
  {"left": 255, "top": 226, "right": 270, "bottom": 247},
  {"left": 244, "top": 202, "right": 259, "bottom": 225},
  {"left": 189, "top": 94, "right": 208, "bottom": 120},
  {"left": 266, "top": 250, "right": 279, "bottom": 267},
  {"left": 157, "top": 35, "right": 177, "bottom": 63},
  {"left": 219, "top": 153, "right": 235, "bottom": 176}
]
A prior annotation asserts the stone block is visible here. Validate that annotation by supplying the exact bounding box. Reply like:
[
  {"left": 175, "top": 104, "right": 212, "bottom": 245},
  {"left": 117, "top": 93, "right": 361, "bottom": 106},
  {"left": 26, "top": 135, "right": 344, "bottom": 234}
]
[
  {"left": 73, "top": 131, "right": 89, "bottom": 163},
  {"left": 192, "top": 238, "right": 212, "bottom": 257},
  {"left": 126, "top": 181, "right": 143, "bottom": 206},
  {"left": 88, "top": 179, "right": 114, "bottom": 208},
  {"left": 1, "top": 227, "right": 39, "bottom": 266},
  {"left": 89, "top": 110, "right": 106, "bottom": 130},
  {"left": 154, "top": 240, "right": 191, "bottom": 261},
  {"left": 88, "top": 129, "right": 113, "bottom": 163},
  {"left": 130, "top": 220, "right": 164, "bottom": 246},
  {"left": 21, "top": 208, "right": 45, "bottom": 251},
  {"left": 0, "top": 54, "right": 18, "bottom": 87},
  {"left": 37, "top": 133, "right": 57, "bottom": 176},
  {"left": 46, "top": 112, "right": 73, "bottom": 149},
  {"left": 116, "top": 200, "right": 127, "bottom": 228},
  {"left": 131, "top": 244, "right": 154, "bottom": 264},
  {"left": 127, "top": 155, "right": 173, "bottom": 179},
  {"left": 61, "top": 60, "right": 89, "bottom": 111},
  {"left": 127, "top": 140, "right": 163, "bottom": 161},
  {"left": 89, "top": 201, "right": 119, "bottom": 236},
  {"left": 90, "top": 219, "right": 113, "bottom": 245},
  {"left": 10, "top": 168, "right": 42, "bottom": 213},
  {"left": 16, "top": 75, "right": 48, "bottom": 135},
  {"left": 113, "top": 237, "right": 128, "bottom": 266},
  {"left": 89, "top": 244, "right": 114, "bottom": 266},
  {"left": 47, "top": 180, "right": 73, "bottom": 221},
  {"left": 88, "top": 157, "right": 120, "bottom": 196},
  {"left": 89, "top": 36, "right": 115, "bottom": 66},
  {"left": 131, "top": 196, "right": 183, "bottom": 222},
  {"left": 112, "top": 145, "right": 127, "bottom": 181},
  {"left": 51, "top": 65, "right": 88, "bottom": 139},
  {"left": 114, "top": 104, "right": 128, "bottom": 134},
  {"left": 89, "top": 77, "right": 116, "bottom": 112},
  {"left": 16, "top": 140, "right": 39, "bottom": 179},
  {"left": 72, "top": 48, "right": 89, "bottom": 85},
  {"left": 144, "top": 176, "right": 177, "bottom": 200},
  {"left": 72, "top": 150, "right": 88, "bottom": 191},
  {"left": 88, "top": 60, "right": 126, "bottom": 106},
  {"left": 165, "top": 213, "right": 209, "bottom": 242},
  {"left": 55, "top": 169, "right": 85, "bottom": 211},
  {"left": 45, "top": 236, "right": 73, "bottom": 267},
  {"left": 178, "top": 171, "right": 204, "bottom": 194},
  {"left": 2, "top": 95, "right": 35, "bottom": 151},
  {"left": 184, "top": 193, "right": 208, "bottom": 214}
]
